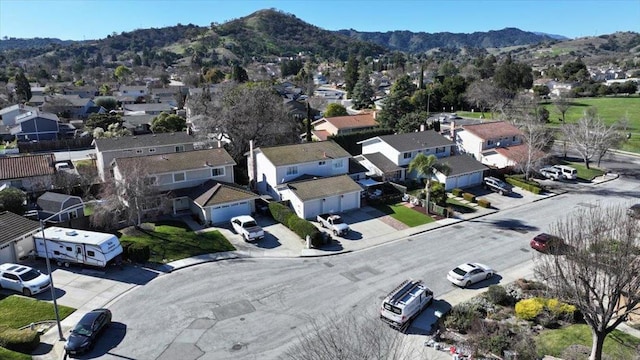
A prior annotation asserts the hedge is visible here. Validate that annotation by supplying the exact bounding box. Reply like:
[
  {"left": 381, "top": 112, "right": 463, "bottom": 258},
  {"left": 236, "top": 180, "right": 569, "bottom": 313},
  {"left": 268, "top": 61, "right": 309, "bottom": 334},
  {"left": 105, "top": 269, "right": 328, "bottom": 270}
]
[
  {"left": 120, "top": 241, "right": 150, "bottom": 263},
  {"left": 505, "top": 176, "right": 542, "bottom": 194},
  {"left": 0, "top": 326, "right": 40, "bottom": 353},
  {"left": 452, "top": 188, "right": 463, "bottom": 197},
  {"left": 477, "top": 198, "right": 491, "bottom": 208},
  {"left": 515, "top": 297, "right": 576, "bottom": 321},
  {"left": 268, "top": 202, "right": 324, "bottom": 247}
]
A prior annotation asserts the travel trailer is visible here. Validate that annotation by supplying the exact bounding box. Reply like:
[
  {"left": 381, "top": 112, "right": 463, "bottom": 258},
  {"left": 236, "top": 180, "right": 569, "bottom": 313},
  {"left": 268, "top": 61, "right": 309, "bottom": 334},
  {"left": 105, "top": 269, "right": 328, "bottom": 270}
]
[{"left": 33, "top": 227, "right": 123, "bottom": 268}]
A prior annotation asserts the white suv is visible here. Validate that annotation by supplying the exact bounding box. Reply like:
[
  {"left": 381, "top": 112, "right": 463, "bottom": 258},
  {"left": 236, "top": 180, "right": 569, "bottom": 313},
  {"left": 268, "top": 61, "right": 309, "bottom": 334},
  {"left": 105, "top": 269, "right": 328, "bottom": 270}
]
[
  {"left": 539, "top": 166, "right": 562, "bottom": 180},
  {"left": 0, "top": 263, "right": 51, "bottom": 296}
]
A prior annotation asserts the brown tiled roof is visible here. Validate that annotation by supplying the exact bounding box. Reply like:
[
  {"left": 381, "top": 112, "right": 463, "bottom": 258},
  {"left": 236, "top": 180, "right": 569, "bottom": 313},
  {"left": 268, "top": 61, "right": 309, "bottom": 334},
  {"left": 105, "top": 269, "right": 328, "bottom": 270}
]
[
  {"left": 175, "top": 180, "right": 258, "bottom": 207},
  {"left": 0, "top": 211, "right": 40, "bottom": 245},
  {"left": 114, "top": 148, "right": 235, "bottom": 174},
  {"left": 258, "top": 141, "right": 351, "bottom": 166},
  {"left": 311, "top": 129, "right": 330, "bottom": 141},
  {"left": 461, "top": 121, "right": 523, "bottom": 140},
  {"left": 286, "top": 174, "right": 362, "bottom": 201},
  {"left": 318, "top": 113, "right": 378, "bottom": 130},
  {"left": 0, "top": 154, "right": 55, "bottom": 180}
]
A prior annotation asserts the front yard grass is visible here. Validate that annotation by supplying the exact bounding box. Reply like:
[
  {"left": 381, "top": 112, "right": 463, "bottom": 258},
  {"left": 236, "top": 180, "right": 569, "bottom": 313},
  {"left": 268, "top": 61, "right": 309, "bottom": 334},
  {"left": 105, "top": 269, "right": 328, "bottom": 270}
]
[
  {"left": 119, "top": 220, "right": 235, "bottom": 263},
  {"left": 557, "top": 160, "right": 605, "bottom": 180},
  {"left": 536, "top": 324, "right": 640, "bottom": 360},
  {"left": 0, "top": 295, "right": 76, "bottom": 359},
  {"left": 373, "top": 203, "right": 435, "bottom": 227}
]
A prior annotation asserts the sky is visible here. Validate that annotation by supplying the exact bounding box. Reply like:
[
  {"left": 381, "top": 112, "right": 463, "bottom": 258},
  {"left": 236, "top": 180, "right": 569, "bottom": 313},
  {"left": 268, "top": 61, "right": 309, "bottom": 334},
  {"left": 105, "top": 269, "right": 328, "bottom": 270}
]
[{"left": 1, "top": 0, "right": 639, "bottom": 41}]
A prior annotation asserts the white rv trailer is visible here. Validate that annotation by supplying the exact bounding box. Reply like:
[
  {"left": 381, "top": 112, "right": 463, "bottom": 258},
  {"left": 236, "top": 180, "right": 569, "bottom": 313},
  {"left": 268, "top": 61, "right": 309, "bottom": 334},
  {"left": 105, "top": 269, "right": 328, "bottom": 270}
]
[{"left": 33, "top": 227, "right": 123, "bottom": 268}]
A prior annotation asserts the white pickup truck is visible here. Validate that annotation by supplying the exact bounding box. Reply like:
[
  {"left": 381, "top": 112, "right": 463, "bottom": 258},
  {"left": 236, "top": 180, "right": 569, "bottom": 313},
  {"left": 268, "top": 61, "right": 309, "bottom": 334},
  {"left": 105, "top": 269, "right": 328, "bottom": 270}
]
[
  {"left": 230, "top": 215, "right": 265, "bottom": 242},
  {"left": 316, "top": 213, "right": 350, "bottom": 237}
]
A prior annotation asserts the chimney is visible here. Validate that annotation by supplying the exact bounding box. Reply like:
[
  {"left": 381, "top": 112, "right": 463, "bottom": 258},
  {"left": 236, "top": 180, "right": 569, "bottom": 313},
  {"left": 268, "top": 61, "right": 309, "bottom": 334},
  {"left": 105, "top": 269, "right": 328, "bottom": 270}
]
[
  {"left": 419, "top": 123, "right": 426, "bottom": 132},
  {"left": 217, "top": 140, "right": 222, "bottom": 148},
  {"left": 372, "top": 111, "right": 377, "bottom": 120},
  {"left": 248, "top": 140, "right": 257, "bottom": 190},
  {"left": 449, "top": 121, "right": 456, "bottom": 139}
]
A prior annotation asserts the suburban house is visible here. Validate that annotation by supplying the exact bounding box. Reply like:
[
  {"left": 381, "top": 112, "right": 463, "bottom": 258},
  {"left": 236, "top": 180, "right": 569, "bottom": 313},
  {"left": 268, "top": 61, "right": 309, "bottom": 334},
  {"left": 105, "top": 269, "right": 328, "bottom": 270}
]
[
  {"left": 122, "top": 114, "right": 154, "bottom": 135},
  {"left": 0, "top": 104, "right": 39, "bottom": 126},
  {"left": 117, "top": 85, "right": 148, "bottom": 99},
  {"left": 453, "top": 121, "right": 528, "bottom": 170},
  {"left": 10, "top": 110, "right": 60, "bottom": 141},
  {"left": 0, "top": 154, "right": 56, "bottom": 192},
  {"left": 247, "top": 141, "right": 362, "bottom": 219},
  {"left": 112, "top": 147, "right": 258, "bottom": 224},
  {"left": 358, "top": 131, "right": 486, "bottom": 190},
  {"left": 123, "top": 103, "right": 174, "bottom": 116},
  {"left": 45, "top": 94, "right": 100, "bottom": 119},
  {"left": 62, "top": 85, "right": 98, "bottom": 98},
  {"left": 310, "top": 112, "right": 379, "bottom": 141},
  {"left": 37, "top": 192, "right": 84, "bottom": 222},
  {"left": 0, "top": 211, "right": 39, "bottom": 264},
  {"left": 92, "top": 132, "right": 201, "bottom": 181}
]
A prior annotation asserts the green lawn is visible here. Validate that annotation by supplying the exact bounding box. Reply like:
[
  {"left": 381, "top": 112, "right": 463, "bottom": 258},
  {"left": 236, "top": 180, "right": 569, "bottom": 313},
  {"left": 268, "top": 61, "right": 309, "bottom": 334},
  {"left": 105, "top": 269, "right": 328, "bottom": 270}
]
[
  {"left": 373, "top": 203, "right": 435, "bottom": 227},
  {"left": 458, "top": 96, "right": 640, "bottom": 153},
  {"left": 119, "top": 220, "right": 235, "bottom": 263},
  {"left": 536, "top": 324, "right": 640, "bottom": 360},
  {"left": 0, "top": 295, "right": 76, "bottom": 359}
]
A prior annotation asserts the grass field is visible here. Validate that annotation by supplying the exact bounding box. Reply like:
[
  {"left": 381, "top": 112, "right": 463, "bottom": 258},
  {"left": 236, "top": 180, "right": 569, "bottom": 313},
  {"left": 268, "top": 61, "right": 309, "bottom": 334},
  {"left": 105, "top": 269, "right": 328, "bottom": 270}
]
[
  {"left": 458, "top": 96, "right": 640, "bottom": 153},
  {"left": 536, "top": 324, "right": 640, "bottom": 359},
  {"left": 119, "top": 220, "right": 235, "bottom": 263},
  {"left": 372, "top": 203, "right": 434, "bottom": 227}
]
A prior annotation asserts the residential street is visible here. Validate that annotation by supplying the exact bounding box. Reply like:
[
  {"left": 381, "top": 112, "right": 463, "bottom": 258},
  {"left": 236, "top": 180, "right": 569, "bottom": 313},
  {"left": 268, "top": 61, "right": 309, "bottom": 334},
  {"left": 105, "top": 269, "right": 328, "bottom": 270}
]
[{"left": 29, "top": 172, "right": 638, "bottom": 360}]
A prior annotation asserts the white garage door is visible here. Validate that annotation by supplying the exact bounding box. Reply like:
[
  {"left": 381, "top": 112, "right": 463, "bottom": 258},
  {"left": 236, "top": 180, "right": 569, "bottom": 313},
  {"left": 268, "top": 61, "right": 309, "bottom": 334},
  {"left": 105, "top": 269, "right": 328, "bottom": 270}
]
[
  {"left": 210, "top": 201, "right": 251, "bottom": 224},
  {"left": 456, "top": 174, "right": 471, "bottom": 189},
  {"left": 340, "top": 192, "right": 360, "bottom": 212},
  {"left": 0, "top": 243, "right": 14, "bottom": 264},
  {"left": 304, "top": 199, "right": 323, "bottom": 219},
  {"left": 470, "top": 172, "right": 483, "bottom": 186},
  {"left": 322, "top": 196, "right": 341, "bottom": 214}
]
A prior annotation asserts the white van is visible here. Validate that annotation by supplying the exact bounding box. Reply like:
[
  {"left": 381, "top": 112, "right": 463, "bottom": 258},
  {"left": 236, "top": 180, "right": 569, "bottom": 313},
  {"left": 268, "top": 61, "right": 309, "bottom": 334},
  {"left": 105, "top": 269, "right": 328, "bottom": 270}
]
[
  {"left": 553, "top": 165, "right": 577, "bottom": 180},
  {"left": 380, "top": 279, "right": 433, "bottom": 332}
]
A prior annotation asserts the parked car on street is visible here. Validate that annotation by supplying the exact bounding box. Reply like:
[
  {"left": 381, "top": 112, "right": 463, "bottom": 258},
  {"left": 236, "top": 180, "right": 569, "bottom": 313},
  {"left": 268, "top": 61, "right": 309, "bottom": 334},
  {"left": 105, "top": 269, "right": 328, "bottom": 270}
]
[
  {"left": 530, "top": 233, "right": 564, "bottom": 253},
  {"left": 317, "top": 213, "right": 350, "bottom": 236},
  {"left": 446, "top": 263, "right": 495, "bottom": 288},
  {"left": 483, "top": 176, "right": 511, "bottom": 196},
  {"left": 539, "top": 166, "right": 563, "bottom": 180},
  {"left": 0, "top": 263, "right": 50, "bottom": 296},
  {"left": 231, "top": 215, "right": 265, "bottom": 242},
  {"left": 64, "top": 308, "right": 112, "bottom": 357},
  {"left": 554, "top": 165, "right": 577, "bottom": 180}
]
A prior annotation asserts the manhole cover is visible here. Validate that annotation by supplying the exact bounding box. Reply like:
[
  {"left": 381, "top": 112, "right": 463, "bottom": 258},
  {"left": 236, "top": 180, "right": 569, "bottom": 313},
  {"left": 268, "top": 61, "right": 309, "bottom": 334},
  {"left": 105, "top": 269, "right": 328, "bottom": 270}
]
[{"left": 231, "top": 343, "right": 243, "bottom": 351}]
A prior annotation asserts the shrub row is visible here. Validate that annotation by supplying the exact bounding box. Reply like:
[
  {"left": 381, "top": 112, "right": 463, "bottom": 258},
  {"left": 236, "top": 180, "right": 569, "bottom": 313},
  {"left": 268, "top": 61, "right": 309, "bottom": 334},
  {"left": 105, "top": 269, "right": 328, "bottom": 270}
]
[
  {"left": 451, "top": 188, "right": 463, "bottom": 197},
  {"left": 0, "top": 326, "right": 40, "bottom": 354},
  {"left": 505, "top": 176, "right": 542, "bottom": 194},
  {"left": 268, "top": 202, "right": 324, "bottom": 247},
  {"left": 515, "top": 297, "right": 576, "bottom": 325},
  {"left": 120, "top": 241, "right": 150, "bottom": 263}
]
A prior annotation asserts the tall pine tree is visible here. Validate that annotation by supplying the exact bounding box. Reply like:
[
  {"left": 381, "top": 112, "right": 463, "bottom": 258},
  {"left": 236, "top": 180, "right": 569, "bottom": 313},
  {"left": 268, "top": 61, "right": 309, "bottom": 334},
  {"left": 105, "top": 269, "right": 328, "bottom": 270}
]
[
  {"left": 14, "top": 71, "right": 31, "bottom": 102},
  {"left": 344, "top": 54, "right": 360, "bottom": 98}
]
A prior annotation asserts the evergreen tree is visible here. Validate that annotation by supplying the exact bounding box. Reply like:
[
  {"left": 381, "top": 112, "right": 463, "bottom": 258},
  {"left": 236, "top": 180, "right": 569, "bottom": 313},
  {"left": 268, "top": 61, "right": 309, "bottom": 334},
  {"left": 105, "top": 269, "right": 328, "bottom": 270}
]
[
  {"left": 344, "top": 54, "right": 360, "bottom": 98},
  {"left": 14, "top": 71, "right": 31, "bottom": 102},
  {"left": 352, "top": 68, "right": 375, "bottom": 110},
  {"left": 231, "top": 64, "right": 249, "bottom": 83},
  {"left": 305, "top": 102, "right": 313, "bottom": 142}
]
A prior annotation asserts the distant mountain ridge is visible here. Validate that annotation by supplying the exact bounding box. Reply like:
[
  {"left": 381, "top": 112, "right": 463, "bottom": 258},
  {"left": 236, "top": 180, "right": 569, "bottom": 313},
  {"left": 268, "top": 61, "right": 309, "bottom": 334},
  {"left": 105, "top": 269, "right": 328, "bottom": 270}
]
[{"left": 336, "top": 27, "right": 559, "bottom": 53}]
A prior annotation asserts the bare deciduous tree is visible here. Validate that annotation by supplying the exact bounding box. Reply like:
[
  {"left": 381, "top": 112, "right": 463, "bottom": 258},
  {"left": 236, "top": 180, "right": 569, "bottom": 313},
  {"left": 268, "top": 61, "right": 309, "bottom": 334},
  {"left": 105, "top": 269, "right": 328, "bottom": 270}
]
[
  {"left": 187, "top": 82, "right": 300, "bottom": 161},
  {"left": 282, "top": 312, "right": 420, "bottom": 360},
  {"left": 562, "top": 108, "right": 622, "bottom": 169},
  {"left": 534, "top": 205, "right": 640, "bottom": 360}
]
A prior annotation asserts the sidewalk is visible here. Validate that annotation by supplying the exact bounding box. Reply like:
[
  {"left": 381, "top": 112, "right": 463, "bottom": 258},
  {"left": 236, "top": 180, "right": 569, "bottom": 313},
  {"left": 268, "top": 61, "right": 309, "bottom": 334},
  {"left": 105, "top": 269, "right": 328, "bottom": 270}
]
[{"left": 31, "top": 174, "right": 629, "bottom": 360}]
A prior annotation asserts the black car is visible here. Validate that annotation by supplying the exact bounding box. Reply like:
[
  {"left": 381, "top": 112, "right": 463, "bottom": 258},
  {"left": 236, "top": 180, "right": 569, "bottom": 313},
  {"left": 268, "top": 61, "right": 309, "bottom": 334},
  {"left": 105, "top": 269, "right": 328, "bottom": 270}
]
[{"left": 64, "top": 308, "right": 112, "bottom": 356}]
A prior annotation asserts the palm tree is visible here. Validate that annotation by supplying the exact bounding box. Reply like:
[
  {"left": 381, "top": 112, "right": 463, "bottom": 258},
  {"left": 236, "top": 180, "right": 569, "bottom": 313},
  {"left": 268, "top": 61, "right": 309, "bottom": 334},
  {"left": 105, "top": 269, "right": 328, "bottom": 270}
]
[{"left": 408, "top": 153, "right": 451, "bottom": 214}]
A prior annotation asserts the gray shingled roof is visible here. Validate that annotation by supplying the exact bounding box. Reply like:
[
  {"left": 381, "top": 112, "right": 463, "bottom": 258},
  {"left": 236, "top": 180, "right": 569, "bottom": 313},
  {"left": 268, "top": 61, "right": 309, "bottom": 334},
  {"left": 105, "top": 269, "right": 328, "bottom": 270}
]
[
  {"left": 93, "top": 132, "right": 196, "bottom": 152},
  {"left": 173, "top": 180, "right": 258, "bottom": 207},
  {"left": 439, "top": 154, "right": 488, "bottom": 176},
  {"left": 258, "top": 141, "right": 351, "bottom": 166},
  {"left": 286, "top": 175, "right": 362, "bottom": 201},
  {"left": 348, "top": 157, "right": 368, "bottom": 174},
  {"left": 359, "top": 152, "right": 403, "bottom": 173},
  {"left": 114, "top": 148, "right": 235, "bottom": 174},
  {"left": 37, "top": 192, "right": 82, "bottom": 213},
  {"left": 377, "top": 131, "right": 454, "bottom": 152},
  {"left": 0, "top": 211, "right": 40, "bottom": 245}
]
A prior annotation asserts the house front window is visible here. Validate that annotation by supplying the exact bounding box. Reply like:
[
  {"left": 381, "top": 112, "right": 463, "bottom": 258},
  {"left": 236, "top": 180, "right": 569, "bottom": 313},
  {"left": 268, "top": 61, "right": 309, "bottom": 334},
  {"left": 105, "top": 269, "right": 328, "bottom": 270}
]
[
  {"left": 318, "top": 161, "right": 326, "bottom": 166},
  {"left": 149, "top": 148, "right": 156, "bottom": 153},
  {"left": 135, "top": 149, "right": 143, "bottom": 154},
  {"left": 144, "top": 176, "right": 157, "bottom": 186},
  {"left": 487, "top": 140, "right": 494, "bottom": 146},
  {"left": 436, "top": 147, "right": 445, "bottom": 153},
  {"left": 173, "top": 172, "right": 185, "bottom": 182},
  {"left": 512, "top": 136, "right": 518, "bottom": 142},
  {"left": 333, "top": 159, "right": 344, "bottom": 169},
  {"left": 211, "top": 168, "right": 224, "bottom": 177},
  {"left": 286, "top": 166, "right": 298, "bottom": 175},
  {"left": 403, "top": 152, "right": 412, "bottom": 159},
  {"left": 175, "top": 145, "right": 184, "bottom": 152}
]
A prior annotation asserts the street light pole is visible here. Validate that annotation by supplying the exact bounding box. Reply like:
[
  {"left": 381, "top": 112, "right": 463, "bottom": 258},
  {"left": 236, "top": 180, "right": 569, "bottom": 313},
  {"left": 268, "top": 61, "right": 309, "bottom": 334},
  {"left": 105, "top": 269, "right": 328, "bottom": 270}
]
[{"left": 40, "top": 219, "right": 65, "bottom": 341}]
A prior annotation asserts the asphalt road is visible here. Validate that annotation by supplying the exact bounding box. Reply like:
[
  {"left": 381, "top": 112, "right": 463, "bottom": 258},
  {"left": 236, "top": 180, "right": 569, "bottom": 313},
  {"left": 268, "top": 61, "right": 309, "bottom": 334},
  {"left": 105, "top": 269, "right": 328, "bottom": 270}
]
[{"left": 81, "top": 176, "right": 640, "bottom": 360}]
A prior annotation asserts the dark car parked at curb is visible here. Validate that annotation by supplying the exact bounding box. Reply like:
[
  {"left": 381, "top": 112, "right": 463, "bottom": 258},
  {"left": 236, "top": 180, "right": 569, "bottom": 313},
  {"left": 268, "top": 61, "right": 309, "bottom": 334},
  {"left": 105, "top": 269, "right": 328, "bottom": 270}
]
[
  {"left": 483, "top": 176, "right": 511, "bottom": 196},
  {"left": 64, "top": 308, "right": 112, "bottom": 357}
]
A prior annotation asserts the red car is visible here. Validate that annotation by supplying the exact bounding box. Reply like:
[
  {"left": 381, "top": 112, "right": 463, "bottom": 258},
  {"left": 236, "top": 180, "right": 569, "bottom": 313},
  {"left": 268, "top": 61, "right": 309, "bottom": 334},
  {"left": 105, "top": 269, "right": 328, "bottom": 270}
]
[{"left": 530, "top": 233, "right": 563, "bottom": 252}]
